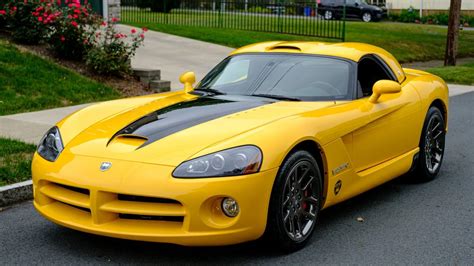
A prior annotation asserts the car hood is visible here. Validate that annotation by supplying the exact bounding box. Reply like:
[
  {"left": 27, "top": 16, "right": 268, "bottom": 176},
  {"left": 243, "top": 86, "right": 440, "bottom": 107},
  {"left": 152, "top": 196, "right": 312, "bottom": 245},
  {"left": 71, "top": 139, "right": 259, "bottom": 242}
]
[{"left": 62, "top": 94, "right": 334, "bottom": 166}]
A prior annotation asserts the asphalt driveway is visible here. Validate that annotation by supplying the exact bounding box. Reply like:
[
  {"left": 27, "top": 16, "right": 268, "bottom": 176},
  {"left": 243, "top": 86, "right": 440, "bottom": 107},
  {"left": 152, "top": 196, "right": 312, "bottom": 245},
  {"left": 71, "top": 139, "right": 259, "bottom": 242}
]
[{"left": 1, "top": 92, "right": 473, "bottom": 264}]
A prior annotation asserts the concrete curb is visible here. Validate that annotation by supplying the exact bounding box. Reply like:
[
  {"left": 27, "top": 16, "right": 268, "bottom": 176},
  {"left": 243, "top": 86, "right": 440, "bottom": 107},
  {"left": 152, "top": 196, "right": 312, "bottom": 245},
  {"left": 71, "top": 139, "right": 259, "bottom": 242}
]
[{"left": 0, "top": 180, "right": 33, "bottom": 207}]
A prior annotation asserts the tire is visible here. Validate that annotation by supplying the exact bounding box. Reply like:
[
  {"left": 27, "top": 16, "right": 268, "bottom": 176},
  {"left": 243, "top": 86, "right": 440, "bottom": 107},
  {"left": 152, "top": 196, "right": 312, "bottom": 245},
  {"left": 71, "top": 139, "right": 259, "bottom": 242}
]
[
  {"left": 324, "top": 10, "right": 333, "bottom": 20},
  {"left": 362, "top": 12, "right": 372, "bottom": 22},
  {"left": 412, "top": 106, "right": 446, "bottom": 182},
  {"left": 264, "top": 150, "right": 323, "bottom": 252}
]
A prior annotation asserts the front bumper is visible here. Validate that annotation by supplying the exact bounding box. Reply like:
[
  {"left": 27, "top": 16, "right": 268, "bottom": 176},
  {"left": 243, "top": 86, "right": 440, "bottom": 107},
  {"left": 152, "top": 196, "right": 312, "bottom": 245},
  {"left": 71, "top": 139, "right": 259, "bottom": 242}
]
[{"left": 32, "top": 153, "right": 278, "bottom": 246}]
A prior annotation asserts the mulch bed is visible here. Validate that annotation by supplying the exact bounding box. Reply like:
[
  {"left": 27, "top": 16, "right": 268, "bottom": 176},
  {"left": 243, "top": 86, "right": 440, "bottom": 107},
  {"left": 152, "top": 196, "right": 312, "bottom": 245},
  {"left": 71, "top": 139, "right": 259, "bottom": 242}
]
[{"left": 1, "top": 32, "right": 151, "bottom": 97}]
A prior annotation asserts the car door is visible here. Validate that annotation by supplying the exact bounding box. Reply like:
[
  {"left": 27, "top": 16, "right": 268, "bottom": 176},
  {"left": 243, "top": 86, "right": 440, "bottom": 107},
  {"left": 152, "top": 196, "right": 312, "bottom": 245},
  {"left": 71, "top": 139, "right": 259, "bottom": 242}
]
[
  {"left": 348, "top": 55, "right": 423, "bottom": 172},
  {"left": 345, "top": 0, "right": 360, "bottom": 18}
]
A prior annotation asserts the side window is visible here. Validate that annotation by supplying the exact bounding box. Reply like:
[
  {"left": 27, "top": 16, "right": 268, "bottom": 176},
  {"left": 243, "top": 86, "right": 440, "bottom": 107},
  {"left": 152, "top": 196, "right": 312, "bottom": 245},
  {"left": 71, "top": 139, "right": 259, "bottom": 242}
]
[{"left": 357, "top": 56, "right": 395, "bottom": 98}]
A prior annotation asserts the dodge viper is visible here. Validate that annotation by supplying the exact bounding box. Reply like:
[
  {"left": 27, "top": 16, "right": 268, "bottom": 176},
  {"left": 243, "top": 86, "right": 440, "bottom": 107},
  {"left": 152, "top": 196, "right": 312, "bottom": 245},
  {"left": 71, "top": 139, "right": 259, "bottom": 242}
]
[{"left": 32, "top": 41, "right": 448, "bottom": 251}]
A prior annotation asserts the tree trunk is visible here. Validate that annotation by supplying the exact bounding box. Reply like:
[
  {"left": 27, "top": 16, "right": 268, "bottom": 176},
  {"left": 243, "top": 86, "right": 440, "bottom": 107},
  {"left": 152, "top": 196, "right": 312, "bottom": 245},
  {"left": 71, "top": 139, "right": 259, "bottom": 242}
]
[{"left": 444, "top": 0, "right": 462, "bottom": 66}]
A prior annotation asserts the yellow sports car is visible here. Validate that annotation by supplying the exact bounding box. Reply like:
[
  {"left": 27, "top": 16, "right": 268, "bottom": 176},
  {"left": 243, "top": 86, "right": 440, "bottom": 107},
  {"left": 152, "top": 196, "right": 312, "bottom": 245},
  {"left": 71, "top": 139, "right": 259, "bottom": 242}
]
[{"left": 32, "top": 41, "right": 448, "bottom": 251}]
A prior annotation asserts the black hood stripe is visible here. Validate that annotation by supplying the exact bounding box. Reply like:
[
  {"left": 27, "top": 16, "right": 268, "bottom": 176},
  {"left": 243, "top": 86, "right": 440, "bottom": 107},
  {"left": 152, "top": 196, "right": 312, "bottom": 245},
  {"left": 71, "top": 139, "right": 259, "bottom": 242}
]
[{"left": 110, "top": 96, "right": 267, "bottom": 148}]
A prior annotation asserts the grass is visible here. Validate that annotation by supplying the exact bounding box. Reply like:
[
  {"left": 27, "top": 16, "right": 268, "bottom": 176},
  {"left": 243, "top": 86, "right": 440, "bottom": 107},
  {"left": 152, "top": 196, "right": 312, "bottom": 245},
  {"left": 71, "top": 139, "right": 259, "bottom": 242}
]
[
  {"left": 427, "top": 61, "right": 474, "bottom": 85},
  {"left": 122, "top": 10, "right": 474, "bottom": 63},
  {"left": 0, "top": 40, "right": 120, "bottom": 116},
  {"left": 0, "top": 138, "right": 36, "bottom": 186}
]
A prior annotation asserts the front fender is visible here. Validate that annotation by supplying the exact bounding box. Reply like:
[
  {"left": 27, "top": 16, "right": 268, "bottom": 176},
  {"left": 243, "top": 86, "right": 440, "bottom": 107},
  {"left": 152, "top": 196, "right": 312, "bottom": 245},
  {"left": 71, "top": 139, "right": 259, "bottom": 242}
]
[{"left": 56, "top": 91, "right": 184, "bottom": 146}]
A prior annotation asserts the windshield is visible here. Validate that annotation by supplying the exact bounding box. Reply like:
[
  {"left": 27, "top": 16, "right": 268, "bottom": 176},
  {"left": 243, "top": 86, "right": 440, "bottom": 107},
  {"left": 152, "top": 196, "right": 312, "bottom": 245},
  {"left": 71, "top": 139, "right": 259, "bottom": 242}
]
[{"left": 197, "top": 54, "right": 353, "bottom": 101}]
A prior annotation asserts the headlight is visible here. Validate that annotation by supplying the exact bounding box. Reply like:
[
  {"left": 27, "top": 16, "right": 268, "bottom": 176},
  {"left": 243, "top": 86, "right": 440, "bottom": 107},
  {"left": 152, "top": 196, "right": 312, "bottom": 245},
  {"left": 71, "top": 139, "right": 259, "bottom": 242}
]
[
  {"left": 173, "top": 145, "right": 262, "bottom": 178},
  {"left": 37, "top": 126, "right": 64, "bottom": 162}
]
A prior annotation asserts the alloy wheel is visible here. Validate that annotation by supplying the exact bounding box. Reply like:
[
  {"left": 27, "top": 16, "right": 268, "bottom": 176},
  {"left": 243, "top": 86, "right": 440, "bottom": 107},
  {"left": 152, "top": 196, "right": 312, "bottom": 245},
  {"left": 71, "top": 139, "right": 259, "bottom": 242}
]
[
  {"left": 362, "top": 12, "right": 372, "bottom": 22},
  {"left": 424, "top": 115, "right": 445, "bottom": 174},
  {"left": 281, "top": 160, "right": 319, "bottom": 242},
  {"left": 324, "top": 11, "right": 333, "bottom": 20}
]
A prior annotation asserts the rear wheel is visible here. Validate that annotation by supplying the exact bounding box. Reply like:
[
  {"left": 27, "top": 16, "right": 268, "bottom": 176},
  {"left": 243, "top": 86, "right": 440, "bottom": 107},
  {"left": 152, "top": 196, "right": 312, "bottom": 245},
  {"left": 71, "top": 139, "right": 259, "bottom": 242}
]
[
  {"left": 412, "top": 106, "right": 446, "bottom": 182},
  {"left": 264, "top": 150, "right": 322, "bottom": 252}
]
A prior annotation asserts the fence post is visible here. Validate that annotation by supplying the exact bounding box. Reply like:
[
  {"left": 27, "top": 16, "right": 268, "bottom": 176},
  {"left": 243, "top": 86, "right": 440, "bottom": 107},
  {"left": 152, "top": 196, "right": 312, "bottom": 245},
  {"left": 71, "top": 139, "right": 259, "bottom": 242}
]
[
  {"left": 164, "top": 0, "right": 168, "bottom": 24},
  {"left": 342, "top": 0, "right": 346, "bottom": 42},
  {"left": 278, "top": 2, "right": 283, "bottom": 32},
  {"left": 218, "top": 0, "right": 223, "bottom": 28}
]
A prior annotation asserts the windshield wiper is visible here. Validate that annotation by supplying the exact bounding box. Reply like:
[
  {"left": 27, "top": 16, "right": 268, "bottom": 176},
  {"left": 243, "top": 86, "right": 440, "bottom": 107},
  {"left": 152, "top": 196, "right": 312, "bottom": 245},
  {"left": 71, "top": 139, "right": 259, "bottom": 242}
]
[
  {"left": 194, "top": 88, "right": 226, "bottom": 95},
  {"left": 252, "top": 94, "right": 301, "bottom": 102}
]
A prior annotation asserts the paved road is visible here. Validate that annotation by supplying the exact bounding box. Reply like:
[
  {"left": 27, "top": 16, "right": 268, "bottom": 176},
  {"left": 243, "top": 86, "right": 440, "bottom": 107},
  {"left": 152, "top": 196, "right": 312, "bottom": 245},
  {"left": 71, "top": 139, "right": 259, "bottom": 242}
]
[{"left": 1, "top": 92, "right": 474, "bottom": 264}]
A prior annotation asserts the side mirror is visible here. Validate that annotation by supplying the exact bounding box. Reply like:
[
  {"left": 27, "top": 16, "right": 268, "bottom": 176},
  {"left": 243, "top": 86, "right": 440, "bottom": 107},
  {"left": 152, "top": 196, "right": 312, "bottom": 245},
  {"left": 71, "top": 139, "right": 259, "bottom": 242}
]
[
  {"left": 369, "top": 80, "right": 401, "bottom": 103},
  {"left": 180, "top": 71, "right": 196, "bottom": 93}
]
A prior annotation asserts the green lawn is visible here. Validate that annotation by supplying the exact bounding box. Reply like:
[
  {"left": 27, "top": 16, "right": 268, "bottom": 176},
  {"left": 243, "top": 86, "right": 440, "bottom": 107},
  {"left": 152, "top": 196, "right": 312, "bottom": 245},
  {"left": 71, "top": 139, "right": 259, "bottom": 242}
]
[
  {"left": 427, "top": 61, "right": 474, "bottom": 86},
  {"left": 0, "top": 40, "right": 120, "bottom": 116},
  {"left": 0, "top": 138, "right": 36, "bottom": 186},
  {"left": 123, "top": 10, "right": 474, "bottom": 63}
]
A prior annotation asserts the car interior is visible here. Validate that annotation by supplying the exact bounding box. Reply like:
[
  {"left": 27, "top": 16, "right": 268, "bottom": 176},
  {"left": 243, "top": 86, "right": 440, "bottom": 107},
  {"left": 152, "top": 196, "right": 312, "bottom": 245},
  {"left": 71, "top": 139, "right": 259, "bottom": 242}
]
[{"left": 357, "top": 55, "right": 396, "bottom": 98}]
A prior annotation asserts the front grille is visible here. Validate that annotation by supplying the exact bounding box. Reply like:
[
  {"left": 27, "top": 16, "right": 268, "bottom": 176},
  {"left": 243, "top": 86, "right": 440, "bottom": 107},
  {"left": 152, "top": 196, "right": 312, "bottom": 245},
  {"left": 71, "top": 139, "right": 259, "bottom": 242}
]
[
  {"left": 39, "top": 181, "right": 91, "bottom": 213},
  {"left": 119, "top": 214, "right": 184, "bottom": 222},
  {"left": 55, "top": 183, "right": 90, "bottom": 196},
  {"left": 38, "top": 182, "right": 185, "bottom": 226},
  {"left": 62, "top": 202, "right": 91, "bottom": 213},
  {"left": 118, "top": 194, "right": 181, "bottom": 204}
]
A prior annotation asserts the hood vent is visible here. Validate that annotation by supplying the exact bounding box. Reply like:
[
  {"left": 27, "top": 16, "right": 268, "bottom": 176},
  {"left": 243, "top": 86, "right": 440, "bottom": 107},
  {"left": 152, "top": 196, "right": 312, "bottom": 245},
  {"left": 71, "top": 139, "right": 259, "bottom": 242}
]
[
  {"left": 107, "top": 134, "right": 149, "bottom": 152},
  {"left": 266, "top": 44, "right": 302, "bottom": 52},
  {"left": 107, "top": 134, "right": 148, "bottom": 145}
]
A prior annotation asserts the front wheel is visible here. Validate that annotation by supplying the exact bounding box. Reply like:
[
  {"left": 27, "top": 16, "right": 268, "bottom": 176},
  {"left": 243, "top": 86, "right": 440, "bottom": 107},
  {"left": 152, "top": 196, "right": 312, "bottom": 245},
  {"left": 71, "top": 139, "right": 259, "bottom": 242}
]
[
  {"left": 362, "top": 12, "right": 372, "bottom": 22},
  {"left": 412, "top": 106, "right": 446, "bottom": 182},
  {"left": 324, "top": 10, "right": 334, "bottom": 20},
  {"left": 264, "top": 150, "right": 323, "bottom": 252}
]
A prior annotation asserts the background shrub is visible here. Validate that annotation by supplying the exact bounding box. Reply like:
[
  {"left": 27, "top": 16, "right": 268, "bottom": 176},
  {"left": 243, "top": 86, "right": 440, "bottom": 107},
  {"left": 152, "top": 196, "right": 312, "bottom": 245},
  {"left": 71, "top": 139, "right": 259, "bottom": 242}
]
[
  {"left": 398, "top": 7, "right": 420, "bottom": 23},
  {"left": 48, "top": 1, "right": 100, "bottom": 60},
  {"left": 134, "top": 0, "right": 150, "bottom": 9},
  {"left": 85, "top": 20, "right": 145, "bottom": 76},
  {"left": 2, "top": 0, "right": 51, "bottom": 44},
  {"left": 247, "top": 6, "right": 272, "bottom": 14},
  {"left": 421, "top": 13, "right": 449, "bottom": 25},
  {"left": 390, "top": 8, "right": 473, "bottom": 27},
  {"left": 0, "top": 10, "right": 5, "bottom": 29},
  {"left": 461, "top": 15, "right": 473, "bottom": 27}
]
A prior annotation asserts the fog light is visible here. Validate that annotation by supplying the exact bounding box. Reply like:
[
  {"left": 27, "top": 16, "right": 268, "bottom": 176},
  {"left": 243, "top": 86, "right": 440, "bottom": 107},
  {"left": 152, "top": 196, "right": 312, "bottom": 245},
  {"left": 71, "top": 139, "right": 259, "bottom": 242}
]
[{"left": 221, "top": 197, "right": 239, "bottom": 217}]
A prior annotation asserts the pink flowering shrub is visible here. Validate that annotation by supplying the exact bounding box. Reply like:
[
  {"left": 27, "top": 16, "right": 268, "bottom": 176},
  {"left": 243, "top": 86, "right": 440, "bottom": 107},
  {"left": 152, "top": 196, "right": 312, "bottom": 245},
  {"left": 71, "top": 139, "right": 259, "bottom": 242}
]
[
  {"left": 1, "top": 0, "right": 146, "bottom": 75},
  {"left": 2, "top": 0, "right": 52, "bottom": 44},
  {"left": 1, "top": 0, "right": 99, "bottom": 58},
  {"left": 48, "top": 0, "right": 100, "bottom": 60},
  {"left": 85, "top": 19, "right": 146, "bottom": 76},
  {"left": 0, "top": 8, "right": 6, "bottom": 28}
]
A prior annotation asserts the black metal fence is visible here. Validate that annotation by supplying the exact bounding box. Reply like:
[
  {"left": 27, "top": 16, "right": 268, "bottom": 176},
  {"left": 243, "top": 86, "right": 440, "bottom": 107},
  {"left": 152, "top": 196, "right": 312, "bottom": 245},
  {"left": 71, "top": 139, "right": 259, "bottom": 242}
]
[{"left": 121, "top": 0, "right": 346, "bottom": 41}]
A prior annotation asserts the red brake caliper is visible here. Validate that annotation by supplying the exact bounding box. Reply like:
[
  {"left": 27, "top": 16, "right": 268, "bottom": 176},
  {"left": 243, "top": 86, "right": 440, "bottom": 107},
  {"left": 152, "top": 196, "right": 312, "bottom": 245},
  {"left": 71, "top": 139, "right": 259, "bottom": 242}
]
[{"left": 302, "top": 190, "right": 308, "bottom": 210}]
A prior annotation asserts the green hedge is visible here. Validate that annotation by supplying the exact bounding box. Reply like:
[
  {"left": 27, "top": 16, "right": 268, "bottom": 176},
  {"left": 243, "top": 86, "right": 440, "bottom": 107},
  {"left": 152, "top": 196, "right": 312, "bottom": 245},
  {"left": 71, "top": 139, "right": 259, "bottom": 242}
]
[{"left": 390, "top": 8, "right": 473, "bottom": 26}]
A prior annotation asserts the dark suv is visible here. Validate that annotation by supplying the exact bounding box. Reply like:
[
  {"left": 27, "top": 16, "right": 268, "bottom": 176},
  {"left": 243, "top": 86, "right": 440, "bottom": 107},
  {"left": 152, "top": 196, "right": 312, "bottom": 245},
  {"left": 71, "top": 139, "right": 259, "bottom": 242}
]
[{"left": 318, "top": 0, "right": 387, "bottom": 22}]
